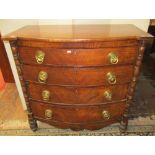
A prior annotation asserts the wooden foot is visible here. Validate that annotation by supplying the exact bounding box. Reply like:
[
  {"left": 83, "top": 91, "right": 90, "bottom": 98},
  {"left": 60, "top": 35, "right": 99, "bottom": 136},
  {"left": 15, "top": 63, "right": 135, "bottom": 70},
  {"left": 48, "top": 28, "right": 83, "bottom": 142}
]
[
  {"left": 29, "top": 119, "right": 38, "bottom": 132},
  {"left": 119, "top": 115, "right": 128, "bottom": 133},
  {"left": 27, "top": 113, "right": 38, "bottom": 132}
]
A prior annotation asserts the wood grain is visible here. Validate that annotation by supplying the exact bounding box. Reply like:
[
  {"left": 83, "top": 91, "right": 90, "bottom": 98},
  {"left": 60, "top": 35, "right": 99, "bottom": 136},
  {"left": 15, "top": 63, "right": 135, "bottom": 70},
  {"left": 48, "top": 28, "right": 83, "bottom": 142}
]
[
  {"left": 120, "top": 40, "right": 146, "bottom": 132},
  {"left": 0, "top": 83, "right": 27, "bottom": 123},
  {"left": 30, "top": 101, "right": 126, "bottom": 124},
  {"left": 21, "top": 65, "right": 134, "bottom": 86},
  {"left": 5, "top": 24, "right": 152, "bottom": 131},
  {"left": 16, "top": 39, "right": 139, "bottom": 48},
  {"left": 10, "top": 40, "right": 38, "bottom": 131},
  {"left": 28, "top": 82, "right": 128, "bottom": 104},
  {"left": 76, "top": 65, "right": 134, "bottom": 85},
  {"left": 2, "top": 25, "right": 152, "bottom": 41},
  {"left": 18, "top": 46, "right": 138, "bottom": 66},
  {"left": 21, "top": 65, "right": 76, "bottom": 85}
]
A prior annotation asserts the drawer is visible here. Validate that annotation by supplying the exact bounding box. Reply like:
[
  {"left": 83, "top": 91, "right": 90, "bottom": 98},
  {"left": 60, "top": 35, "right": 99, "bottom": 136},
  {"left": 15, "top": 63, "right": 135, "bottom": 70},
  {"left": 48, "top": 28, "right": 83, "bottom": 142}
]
[
  {"left": 28, "top": 83, "right": 77, "bottom": 104},
  {"left": 18, "top": 47, "right": 76, "bottom": 66},
  {"left": 28, "top": 83, "right": 128, "bottom": 104},
  {"left": 77, "top": 84, "right": 128, "bottom": 104},
  {"left": 21, "top": 65, "right": 76, "bottom": 85},
  {"left": 75, "top": 47, "right": 138, "bottom": 66},
  {"left": 18, "top": 46, "right": 138, "bottom": 66},
  {"left": 30, "top": 101, "right": 126, "bottom": 123},
  {"left": 21, "top": 65, "right": 133, "bottom": 86},
  {"left": 76, "top": 65, "right": 133, "bottom": 85}
]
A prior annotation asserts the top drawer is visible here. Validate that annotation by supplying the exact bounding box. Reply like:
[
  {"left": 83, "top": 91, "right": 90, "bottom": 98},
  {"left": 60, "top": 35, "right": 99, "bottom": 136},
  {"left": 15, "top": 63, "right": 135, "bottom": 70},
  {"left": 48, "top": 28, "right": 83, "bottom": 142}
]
[{"left": 18, "top": 46, "right": 138, "bottom": 66}]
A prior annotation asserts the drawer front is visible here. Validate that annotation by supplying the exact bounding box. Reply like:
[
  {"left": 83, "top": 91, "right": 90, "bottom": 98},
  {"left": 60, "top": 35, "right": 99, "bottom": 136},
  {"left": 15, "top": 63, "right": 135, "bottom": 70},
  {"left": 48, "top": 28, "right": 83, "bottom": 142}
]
[
  {"left": 76, "top": 65, "right": 133, "bottom": 85},
  {"left": 28, "top": 83, "right": 128, "bottom": 104},
  {"left": 21, "top": 65, "right": 133, "bottom": 86},
  {"left": 18, "top": 46, "right": 138, "bottom": 66},
  {"left": 18, "top": 47, "right": 76, "bottom": 65},
  {"left": 17, "top": 39, "right": 139, "bottom": 48},
  {"left": 30, "top": 101, "right": 126, "bottom": 123},
  {"left": 21, "top": 65, "right": 76, "bottom": 85},
  {"left": 75, "top": 47, "right": 138, "bottom": 66},
  {"left": 77, "top": 84, "right": 128, "bottom": 104},
  {"left": 28, "top": 83, "right": 77, "bottom": 104}
]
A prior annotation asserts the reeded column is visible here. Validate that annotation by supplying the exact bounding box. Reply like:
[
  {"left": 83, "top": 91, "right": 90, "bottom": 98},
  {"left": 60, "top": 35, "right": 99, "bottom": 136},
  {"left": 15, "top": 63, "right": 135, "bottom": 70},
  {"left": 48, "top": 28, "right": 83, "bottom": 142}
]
[
  {"left": 10, "top": 40, "right": 38, "bottom": 131},
  {"left": 119, "top": 40, "right": 146, "bottom": 132}
]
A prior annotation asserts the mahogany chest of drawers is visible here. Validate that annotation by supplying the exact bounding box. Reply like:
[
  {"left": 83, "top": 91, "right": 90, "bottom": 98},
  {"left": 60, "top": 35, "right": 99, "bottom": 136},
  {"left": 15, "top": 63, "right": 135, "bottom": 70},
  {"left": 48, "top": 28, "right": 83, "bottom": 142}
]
[{"left": 3, "top": 24, "right": 152, "bottom": 132}]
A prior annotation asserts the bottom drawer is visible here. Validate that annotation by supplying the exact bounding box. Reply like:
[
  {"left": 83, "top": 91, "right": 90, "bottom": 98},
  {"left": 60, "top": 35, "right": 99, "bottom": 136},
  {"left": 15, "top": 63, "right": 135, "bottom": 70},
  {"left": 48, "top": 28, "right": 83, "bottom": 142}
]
[{"left": 30, "top": 101, "right": 126, "bottom": 124}]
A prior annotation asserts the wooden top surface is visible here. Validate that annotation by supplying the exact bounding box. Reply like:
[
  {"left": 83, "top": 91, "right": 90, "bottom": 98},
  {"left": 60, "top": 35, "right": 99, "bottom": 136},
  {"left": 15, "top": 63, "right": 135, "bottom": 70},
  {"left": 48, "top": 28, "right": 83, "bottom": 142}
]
[{"left": 2, "top": 24, "right": 152, "bottom": 42}]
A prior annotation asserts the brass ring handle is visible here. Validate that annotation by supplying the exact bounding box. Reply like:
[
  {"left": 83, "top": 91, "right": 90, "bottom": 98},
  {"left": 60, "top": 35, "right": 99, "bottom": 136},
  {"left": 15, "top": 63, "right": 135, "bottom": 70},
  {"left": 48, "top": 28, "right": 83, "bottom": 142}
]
[
  {"left": 42, "top": 90, "right": 51, "bottom": 101},
  {"left": 108, "top": 52, "right": 118, "bottom": 64},
  {"left": 104, "top": 90, "right": 112, "bottom": 101},
  {"left": 35, "top": 50, "right": 45, "bottom": 64},
  {"left": 45, "top": 109, "right": 53, "bottom": 119},
  {"left": 106, "top": 72, "right": 116, "bottom": 84},
  {"left": 38, "top": 71, "right": 48, "bottom": 83},
  {"left": 102, "top": 110, "right": 110, "bottom": 120}
]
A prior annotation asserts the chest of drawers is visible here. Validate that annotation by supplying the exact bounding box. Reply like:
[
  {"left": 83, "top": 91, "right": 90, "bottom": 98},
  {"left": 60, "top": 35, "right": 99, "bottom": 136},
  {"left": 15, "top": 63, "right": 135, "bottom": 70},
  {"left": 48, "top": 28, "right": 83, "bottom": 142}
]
[{"left": 3, "top": 24, "right": 152, "bottom": 132}]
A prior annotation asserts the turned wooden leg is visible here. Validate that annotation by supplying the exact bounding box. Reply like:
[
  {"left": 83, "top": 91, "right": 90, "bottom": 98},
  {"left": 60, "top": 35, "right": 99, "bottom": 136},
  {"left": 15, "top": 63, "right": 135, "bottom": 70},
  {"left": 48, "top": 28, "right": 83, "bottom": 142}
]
[
  {"left": 27, "top": 111, "right": 38, "bottom": 132},
  {"left": 119, "top": 41, "right": 146, "bottom": 133},
  {"left": 10, "top": 40, "right": 38, "bottom": 132},
  {"left": 29, "top": 119, "right": 38, "bottom": 132},
  {"left": 119, "top": 114, "right": 128, "bottom": 133}
]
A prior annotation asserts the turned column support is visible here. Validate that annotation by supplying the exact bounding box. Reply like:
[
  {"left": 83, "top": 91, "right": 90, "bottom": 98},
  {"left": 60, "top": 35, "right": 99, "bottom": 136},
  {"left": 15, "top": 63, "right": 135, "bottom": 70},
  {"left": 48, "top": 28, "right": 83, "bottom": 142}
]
[
  {"left": 119, "top": 40, "right": 146, "bottom": 132},
  {"left": 10, "top": 40, "right": 38, "bottom": 131}
]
